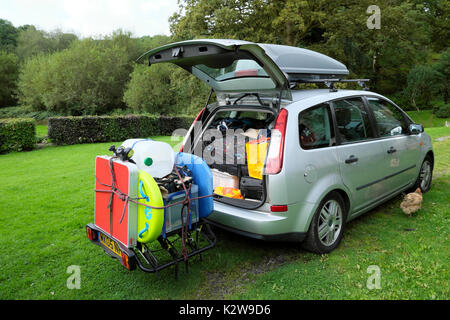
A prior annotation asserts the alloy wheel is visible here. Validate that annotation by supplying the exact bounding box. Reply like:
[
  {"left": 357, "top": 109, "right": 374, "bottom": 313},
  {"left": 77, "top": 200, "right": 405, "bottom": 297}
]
[{"left": 317, "top": 200, "right": 343, "bottom": 247}]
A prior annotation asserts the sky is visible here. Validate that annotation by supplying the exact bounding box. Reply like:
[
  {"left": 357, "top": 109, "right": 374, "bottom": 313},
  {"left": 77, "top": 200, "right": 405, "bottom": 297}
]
[{"left": 0, "top": 0, "right": 179, "bottom": 38}]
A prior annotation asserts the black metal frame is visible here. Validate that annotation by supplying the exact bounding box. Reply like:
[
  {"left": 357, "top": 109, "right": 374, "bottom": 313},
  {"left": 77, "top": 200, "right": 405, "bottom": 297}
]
[
  {"left": 87, "top": 220, "right": 216, "bottom": 279},
  {"left": 132, "top": 220, "right": 216, "bottom": 279}
]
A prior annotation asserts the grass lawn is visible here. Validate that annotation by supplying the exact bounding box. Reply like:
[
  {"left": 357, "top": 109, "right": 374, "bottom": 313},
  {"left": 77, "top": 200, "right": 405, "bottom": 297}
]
[
  {"left": 407, "top": 110, "right": 449, "bottom": 128},
  {"left": 36, "top": 125, "right": 48, "bottom": 138},
  {"left": 0, "top": 129, "right": 449, "bottom": 300}
]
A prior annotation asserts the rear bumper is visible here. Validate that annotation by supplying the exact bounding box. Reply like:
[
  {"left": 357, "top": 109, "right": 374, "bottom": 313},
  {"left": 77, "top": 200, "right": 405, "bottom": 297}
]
[
  {"left": 205, "top": 218, "right": 306, "bottom": 242},
  {"left": 206, "top": 200, "right": 309, "bottom": 242},
  {"left": 86, "top": 223, "right": 137, "bottom": 270}
]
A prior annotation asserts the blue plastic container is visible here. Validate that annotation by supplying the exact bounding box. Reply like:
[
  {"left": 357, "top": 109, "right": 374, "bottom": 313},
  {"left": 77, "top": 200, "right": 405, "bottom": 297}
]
[
  {"left": 162, "top": 184, "right": 199, "bottom": 237},
  {"left": 174, "top": 152, "right": 214, "bottom": 218}
]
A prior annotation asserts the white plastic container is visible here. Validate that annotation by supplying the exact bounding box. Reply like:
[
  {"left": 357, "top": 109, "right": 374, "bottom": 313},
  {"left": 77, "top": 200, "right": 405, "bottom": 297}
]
[
  {"left": 121, "top": 139, "right": 174, "bottom": 178},
  {"left": 211, "top": 169, "right": 239, "bottom": 190}
]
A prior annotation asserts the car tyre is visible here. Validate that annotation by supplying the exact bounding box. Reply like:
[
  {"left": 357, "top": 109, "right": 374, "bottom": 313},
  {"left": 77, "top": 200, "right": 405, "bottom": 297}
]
[
  {"left": 410, "top": 156, "right": 433, "bottom": 193},
  {"left": 302, "top": 191, "right": 347, "bottom": 254}
]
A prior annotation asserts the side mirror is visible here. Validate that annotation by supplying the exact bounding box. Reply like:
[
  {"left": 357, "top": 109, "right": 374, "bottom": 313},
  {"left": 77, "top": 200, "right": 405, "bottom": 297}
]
[{"left": 409, "top": 123, "right": 424, "bottom": 135}]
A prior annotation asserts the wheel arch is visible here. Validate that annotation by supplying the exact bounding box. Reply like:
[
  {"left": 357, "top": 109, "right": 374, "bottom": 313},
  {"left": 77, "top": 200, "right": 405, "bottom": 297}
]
[
  {"left": 302, "top": 186, "right": 352, "bottom": 233},
  {"left": 425, "top": 150, "right": 434, "bottom": 169}
]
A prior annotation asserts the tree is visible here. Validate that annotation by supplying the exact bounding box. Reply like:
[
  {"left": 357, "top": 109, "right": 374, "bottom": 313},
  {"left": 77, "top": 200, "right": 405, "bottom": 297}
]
[
  {"left": 0, "top": 19, "right": 18, "bottom": 52},
  {"left": 405, "top": 65, "right": 440, "bottom": 110},
  {"left": 123, "top": 63, "right": 176, "bottom": 114},
  {"left": 16, "top": 25, "right": 77, "bottom": 61},
  {"left": 0, "top": 51, "right": 19, "bottom": 107},
  {"left": 310, "top": 0, "right": 432, "bottom": 93},
  {"left": 169, "top": 0, "right": 285, "bottom": 43},
  {"left": 137, "top": 35, "right": 171, "bottom": 56},
  {"left": 104, "top": 29, "right": 141, "bottom": 62},
  {"left": 18, "top": 39, "right": 132, "bottom": 115},
  {"left": 422, "top": 0, "right": 450, "bottom": 52},
  {"left": 123, "top": 62, "right": 210, "bottom": 115},
  {"left": 433, "top": 48, "right": 450, "bottom": 103},
  {"left": 170, "top": 0, "right": 437, "bottom": 97}
]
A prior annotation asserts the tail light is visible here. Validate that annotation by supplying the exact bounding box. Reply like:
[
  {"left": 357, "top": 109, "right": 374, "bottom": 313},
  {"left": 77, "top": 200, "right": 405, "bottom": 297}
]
[
  {"left": 86, "top": 226, "right": 97, "bottom": 241},
  {"left": 264, "top": 108, "right": 288, "bottom": 175},
  {"left": 180, "top": 107, "right": 205, "bottom": 152},
  {"left": 121, "top": 252, "right": 130, "bottom": 270},
  {"left": 121, "top": 252, "right": 136, "bottom": 271}
]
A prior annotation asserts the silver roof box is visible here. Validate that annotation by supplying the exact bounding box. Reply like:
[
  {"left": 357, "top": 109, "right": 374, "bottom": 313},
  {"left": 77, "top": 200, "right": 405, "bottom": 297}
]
[{"left": 258, "top": 44, "right": 349, "bottom": 82}]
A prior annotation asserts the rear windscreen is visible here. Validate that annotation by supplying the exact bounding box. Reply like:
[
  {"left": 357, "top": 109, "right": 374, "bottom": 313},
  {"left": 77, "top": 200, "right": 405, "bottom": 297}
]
[{"left": 196, "top": 59, "right": 269, "bottom": 82}]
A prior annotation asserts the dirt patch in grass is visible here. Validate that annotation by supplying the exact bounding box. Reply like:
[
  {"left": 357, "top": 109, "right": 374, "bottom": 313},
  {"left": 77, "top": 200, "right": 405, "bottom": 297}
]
[{"left": 195, "top": 248, "right": 311, "bottom": 299}]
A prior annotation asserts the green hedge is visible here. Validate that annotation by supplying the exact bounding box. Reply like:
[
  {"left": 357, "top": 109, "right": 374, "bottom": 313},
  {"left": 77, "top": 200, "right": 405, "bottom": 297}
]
[
  {"left": 48, "top": 115, "right": 195, "bottom": 145},
  {"left": 0, "top": 118, "right": 36, "bottom": 153}
]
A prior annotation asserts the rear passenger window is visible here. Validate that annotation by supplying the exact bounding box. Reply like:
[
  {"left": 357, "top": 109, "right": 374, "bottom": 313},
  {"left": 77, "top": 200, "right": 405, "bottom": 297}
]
[
  {"left": 366, "top": 97, "right": 408, "bottom": 137},
  {"left": 333, "top": 98, "right": 373, "bottom": 143},
  {"left": 299, "top": 104, "right": 335, "bottom": 150}
]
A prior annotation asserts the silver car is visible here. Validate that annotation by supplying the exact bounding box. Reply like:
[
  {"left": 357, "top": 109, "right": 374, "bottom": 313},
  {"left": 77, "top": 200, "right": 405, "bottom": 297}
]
[{"left": 143, "top": 39, "right": 434, "bottom": 253}]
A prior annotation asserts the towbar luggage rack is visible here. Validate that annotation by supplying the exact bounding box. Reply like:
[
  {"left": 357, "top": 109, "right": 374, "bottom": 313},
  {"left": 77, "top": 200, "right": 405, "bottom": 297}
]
[
  {"left": 291, "top": 78, "right": 370, "bottom": 92},
  {"left": 133, "top": 220, "right": 216, "bottom": 279}
]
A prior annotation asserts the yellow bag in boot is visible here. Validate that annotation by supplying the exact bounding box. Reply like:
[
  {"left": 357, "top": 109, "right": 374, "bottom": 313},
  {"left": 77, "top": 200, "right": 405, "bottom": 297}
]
[{"left": 246, "top": 137, "right": 270, "bottom": 180}]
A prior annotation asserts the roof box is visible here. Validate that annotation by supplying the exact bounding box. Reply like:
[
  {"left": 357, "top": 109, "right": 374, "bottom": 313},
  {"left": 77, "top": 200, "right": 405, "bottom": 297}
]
[{"left": 258, "top": 44, "right": 349, "bottom": 82}]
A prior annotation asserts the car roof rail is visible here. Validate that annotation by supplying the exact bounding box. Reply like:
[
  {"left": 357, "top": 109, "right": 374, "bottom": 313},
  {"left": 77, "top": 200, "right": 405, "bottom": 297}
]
[{"left": 290, "top": 78, "right": 370, "bottom": 92}]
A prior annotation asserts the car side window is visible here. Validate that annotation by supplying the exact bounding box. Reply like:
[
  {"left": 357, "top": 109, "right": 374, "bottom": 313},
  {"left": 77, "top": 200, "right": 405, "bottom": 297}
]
[
  {"left": 366, "top": 97, "right": 408, "bottom": 137},
  {"left": 298, "top": 104, "right": 335, "bottom": 150},
  {"left": 333, "top": 97, "right": 374, "bottom": 143}
]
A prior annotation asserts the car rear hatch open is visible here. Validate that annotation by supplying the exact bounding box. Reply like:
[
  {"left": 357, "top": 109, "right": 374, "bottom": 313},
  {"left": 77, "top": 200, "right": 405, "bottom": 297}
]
[
  {"left": 140, "top": 40, "right": 349, "bottom": 208},
  {"left": 140, "top": 39, "right": 349, "bottom": 107}
]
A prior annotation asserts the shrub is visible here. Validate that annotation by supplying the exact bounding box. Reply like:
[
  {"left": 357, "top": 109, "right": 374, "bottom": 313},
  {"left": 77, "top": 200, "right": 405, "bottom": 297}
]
[
  {"left": 405, "top": 65, "right": 441, "bottom": 110},
  {"left": 17, "top": 39, "right": 132, "bottom": 115},
  {"left": 435, "top": 103, "right": 450, "bottom": 118},
  {"left": 0, "top": 118, "right": 36, "bottom": 153},
  {"left": 123, "top": 62, "right": 211, "bottom": 116},
  {"left": 48, "top": 115, "right": 195, "bottom": 145},
  {"left": 0, "top": 105, "right": 59, "bottom": 120},
  {"left": 123, "top": 63, "right": 176, "bottom": 114}
]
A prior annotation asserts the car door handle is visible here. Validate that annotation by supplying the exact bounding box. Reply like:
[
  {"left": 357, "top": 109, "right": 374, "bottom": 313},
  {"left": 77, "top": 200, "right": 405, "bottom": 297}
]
[
  {"left": 387, "top": 147, "right": 397, "bottom": 154},
  {"left": 345, "top": 155, "right": 358, "bottom": 164}
]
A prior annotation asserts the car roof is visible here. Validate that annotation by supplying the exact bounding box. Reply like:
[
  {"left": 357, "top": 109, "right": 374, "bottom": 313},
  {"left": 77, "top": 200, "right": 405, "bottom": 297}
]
[{"left": 287, "top": 89, "right": 385, "bottom": 109}]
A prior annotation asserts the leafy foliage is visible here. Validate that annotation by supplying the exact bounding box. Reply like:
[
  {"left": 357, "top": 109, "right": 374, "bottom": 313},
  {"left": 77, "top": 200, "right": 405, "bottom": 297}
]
[
  {"left": 2, "top": 1, "right": 449, "bottom": 117},
  {"left": 16, "top": 25, "right": 77, "bottom": 61},
  {"left": 48, "top": 115, "right": 194, "bottom": 145},
  {"left": 18, "top": 39, "right": 132, "bottom": 115},
  {"left": 170, "top": 0, "right": 448, "bottom": 104},
  {"left": 0, "top": 51, "right": 19, "bottom": 107},
  {"left": 0, "top": 19, "right": 18, "bottom": 52},
  {"left": 405, "top": 65, "right": 441, "bottom": 110},
  {"left": 123, "top": 63, "right": 176, "bottom": 114},
  {"left": 435, "top": 103, "right": 450, "bottom": 118},
  {"left": 0, "top": 118, "right": 35, "bottom": 153},
  {"left": 123, "top": 61, "right": 210, "bottom": 115}
]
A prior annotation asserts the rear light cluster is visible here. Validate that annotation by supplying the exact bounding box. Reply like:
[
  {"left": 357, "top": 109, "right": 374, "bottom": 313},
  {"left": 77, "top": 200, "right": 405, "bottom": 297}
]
[
  {"left": 121, "top": 252, "right": 136, "bottom": 271},
  {"left": 121, "top": 252, "right": 130, "bottom": 269},
  {"left": 264, "top": 108, "right": 288, "bottom": 175},
  {"left": 86, "top": 226, "right": 97, "bottom": 241}
]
